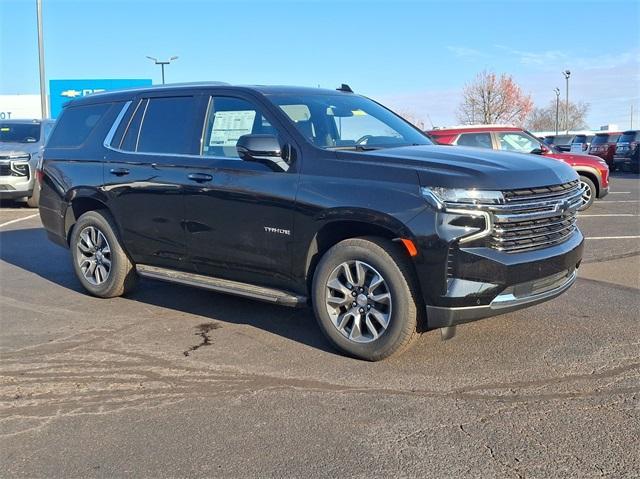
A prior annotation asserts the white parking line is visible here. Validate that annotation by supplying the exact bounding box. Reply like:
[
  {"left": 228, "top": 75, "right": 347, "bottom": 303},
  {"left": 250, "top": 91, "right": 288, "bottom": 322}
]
[
  {"left": 598, "top": 200, "right": 639, "bottom": 203},
  {"left": 586, "top": 235, "right": 640, "bottom": 240},
  {"left": 608, "top": 192, "right": 631, "bottom": 194},
  {"left": 0, "top": 214, "right": 38, "bottom": 228},
  {"left": 0, "top": 208, "right": 33, "bottom": 212},
  {"left": 579, "top": 214, "right": 638, "bottom": 217}
]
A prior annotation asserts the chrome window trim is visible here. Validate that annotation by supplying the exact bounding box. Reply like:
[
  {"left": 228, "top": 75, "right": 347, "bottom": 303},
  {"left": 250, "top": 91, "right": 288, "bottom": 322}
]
[{"left": 103, "top": 101, "right": 132, "bottom": 149}]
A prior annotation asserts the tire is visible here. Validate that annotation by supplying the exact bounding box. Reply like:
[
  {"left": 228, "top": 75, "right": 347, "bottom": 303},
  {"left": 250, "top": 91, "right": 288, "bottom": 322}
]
[
  {"left": 312, "top": 237, "right": 421, "bottom": 361},
  {"left": 578, "top": 175, "right": 596, "bottom": 211},
  {"left": 25, "top": 185, "right": 39, "bottom": 208},
  {"left": 70, "top": 210, "right": 137, "bottom": 298}
]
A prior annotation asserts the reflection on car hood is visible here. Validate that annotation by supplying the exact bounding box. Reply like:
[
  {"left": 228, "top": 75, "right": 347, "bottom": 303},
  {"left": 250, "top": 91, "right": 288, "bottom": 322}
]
[{"left": 354, "top": 145, "right": 578, "bottom": 190}]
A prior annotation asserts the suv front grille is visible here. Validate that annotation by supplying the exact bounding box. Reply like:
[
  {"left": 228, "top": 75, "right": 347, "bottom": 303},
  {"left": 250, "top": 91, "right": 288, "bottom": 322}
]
[
  {"left": 0, "top": 164, "right": 11, "bottom": 176},
  {"left": 488, "top": 180, "right": 582, "bottom": 252}
]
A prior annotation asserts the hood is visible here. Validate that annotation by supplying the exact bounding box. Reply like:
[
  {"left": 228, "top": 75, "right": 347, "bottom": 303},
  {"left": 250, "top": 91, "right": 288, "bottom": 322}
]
[
  {"left": 0, "top": 142, "right": 38, "bottom": 159},
  {"left": 546, "top": 151, "right": 606, "bottom": 167},
  {"left": 349, "top": 145, "right": 577, "bottom": 190}
]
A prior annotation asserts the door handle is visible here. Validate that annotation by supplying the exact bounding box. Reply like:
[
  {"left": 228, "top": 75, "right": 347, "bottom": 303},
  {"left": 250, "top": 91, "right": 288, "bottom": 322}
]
[
  {"left": 109, "top": 168, "right": 130, "bottom": 176},
  {"left": 187, "top": 173, "right": 213, "bottom": 183}
]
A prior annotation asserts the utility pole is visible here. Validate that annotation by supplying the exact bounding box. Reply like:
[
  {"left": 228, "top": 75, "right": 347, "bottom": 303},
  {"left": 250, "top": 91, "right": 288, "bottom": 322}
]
[
  {"left": 631, "top": 104, "right": 634, "bottom": 130},
  {"left": 146, "top": 56, "right": 178, "bottom": 85},
  {"left": 36, "top": 0, "right": 49, "bottom": 118},
  {"left": 554, "top": 87, "right": 560, "bottom": 135},
  {"left": 562, "top": 70, "right": 571, "bottom": 133}
]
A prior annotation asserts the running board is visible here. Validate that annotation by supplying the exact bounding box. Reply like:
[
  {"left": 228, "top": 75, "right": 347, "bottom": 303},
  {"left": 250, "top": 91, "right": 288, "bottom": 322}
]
[{"left": 136, "top": 265, "right": 307, "bottom": 308}]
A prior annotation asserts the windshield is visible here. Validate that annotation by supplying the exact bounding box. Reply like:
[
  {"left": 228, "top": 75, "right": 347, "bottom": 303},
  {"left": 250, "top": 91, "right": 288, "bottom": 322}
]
[
  {"left": 268, "top": 93, "right": 431, "bottom": 150},
  {"left": 618, "top": 132, "right": 638, "bottom": 143},
  {"left": 496, "top": 130, "right": 544, "bottom": 153},
  {"left": 0, "top": 123, "right": 41, "bottom": 143},
  {"left": 591, "top": 135, "right": 611, "bottom": 145}
]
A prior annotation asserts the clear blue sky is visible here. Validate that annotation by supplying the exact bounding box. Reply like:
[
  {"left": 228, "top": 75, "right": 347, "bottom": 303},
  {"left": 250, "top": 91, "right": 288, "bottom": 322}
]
[{"left": 1, "top": 0, "right": 638, "bottom": 128}]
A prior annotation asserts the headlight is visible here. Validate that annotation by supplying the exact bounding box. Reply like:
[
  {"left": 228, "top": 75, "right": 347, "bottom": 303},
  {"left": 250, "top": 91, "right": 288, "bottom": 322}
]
[
  {"left": 10, "top": 161, "right": 30, "bottom": 177},
  {"left": 421, "top": 187, "right": 504, "bottom": 209},
  {"left": 421, "top": 187, "right": 496, "bottom": 244}
]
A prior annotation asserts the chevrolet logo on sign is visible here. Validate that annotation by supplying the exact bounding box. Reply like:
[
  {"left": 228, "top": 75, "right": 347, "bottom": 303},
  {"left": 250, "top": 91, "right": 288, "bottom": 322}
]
[{"left": 60, "top": 89, "right": 82, "bottom": 98}]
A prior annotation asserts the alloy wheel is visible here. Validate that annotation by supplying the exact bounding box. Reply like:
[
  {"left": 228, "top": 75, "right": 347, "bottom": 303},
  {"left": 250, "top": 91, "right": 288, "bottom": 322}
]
[
  {"left": 76, "top": 226, "right": 112, "bottom": 285},
  {"left": 325, "top": 260, "right": 392, "bottom": 343},
  {"left": 580, "top": 180, "right": 592, "bottom": 206}
]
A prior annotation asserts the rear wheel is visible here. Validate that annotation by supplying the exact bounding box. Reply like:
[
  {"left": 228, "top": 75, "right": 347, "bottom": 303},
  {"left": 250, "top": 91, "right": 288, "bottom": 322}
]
[
  {"left": 578, "top": 175, "right": 596, "bottom": 211},
  {"left": 70, "top": 210, "right": 137, "bottom": 298},
  {"left": 312, "top": 237, "right": 421, "bottom": 361}
]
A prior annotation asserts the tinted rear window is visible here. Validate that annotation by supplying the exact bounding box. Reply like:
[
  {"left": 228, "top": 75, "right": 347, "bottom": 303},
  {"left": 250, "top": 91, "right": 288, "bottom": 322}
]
[
  {"left": 0, "top": 123, "right": 41, "bottom": 143},
  {"left": 47, "top": 103, "right": 111, "bottom": 148},
  {"left": 550, "top": 135, "right": 573, "bottom": 144},
  {"left": 618, "top": 132, "right": 638, "bottom": 143},
  {"left": 591, "top": 135, "right": 609, "bottom": 145},
  {"left": 136, "top": 96, "right": 197, "bottom": 154}
]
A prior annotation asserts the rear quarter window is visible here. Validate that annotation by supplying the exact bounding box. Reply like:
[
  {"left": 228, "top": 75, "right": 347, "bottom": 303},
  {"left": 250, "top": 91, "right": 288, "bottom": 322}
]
[{"left": 47, "top": 103, "right": 111, "bottom": 148}]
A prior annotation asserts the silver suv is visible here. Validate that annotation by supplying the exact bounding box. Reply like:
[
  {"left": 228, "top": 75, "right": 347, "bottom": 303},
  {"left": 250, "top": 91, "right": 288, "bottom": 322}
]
[{"left": 0, "top": 119, "right": 55, "bottom": 207}]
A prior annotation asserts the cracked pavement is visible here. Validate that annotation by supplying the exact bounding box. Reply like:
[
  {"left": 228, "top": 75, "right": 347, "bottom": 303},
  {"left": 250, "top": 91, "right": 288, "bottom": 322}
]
[{"left": 1, "top": 174, "right": 639, "bottom": 478}]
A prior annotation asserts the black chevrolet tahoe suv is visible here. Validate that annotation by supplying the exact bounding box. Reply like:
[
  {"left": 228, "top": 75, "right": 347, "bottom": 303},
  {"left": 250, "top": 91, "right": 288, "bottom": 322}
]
[{"left": 39, "top": 83, "right": 584, "bottom": 360}]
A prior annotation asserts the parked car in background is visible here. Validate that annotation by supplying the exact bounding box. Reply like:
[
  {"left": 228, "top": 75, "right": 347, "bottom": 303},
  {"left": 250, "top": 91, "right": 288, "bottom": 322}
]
[
  {"left": 427, "top": 125, "right": 609, "bottom": 210},
  {"left": 0, "top": 119, "right": 55, "bottom": 207},
  {"left": 569, "top": 134, "right": 595, "bottom": 154},
  {"left": 588, "top": 132, "right": 621, "bottom": 169},
  {"left": 543, "top": 134, "right": 574, "bottom": 152},
  {"left": 614, "top": 130, "right": 639, "bottom": 173},
  {"left": 38, "top": 83, "right": 584, "bottom": 361}
]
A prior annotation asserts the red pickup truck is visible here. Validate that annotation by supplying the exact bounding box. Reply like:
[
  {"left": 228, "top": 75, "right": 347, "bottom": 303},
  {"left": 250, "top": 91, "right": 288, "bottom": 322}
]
[{"left": 426, "top": 125, "right": 609, "bottom": 210}]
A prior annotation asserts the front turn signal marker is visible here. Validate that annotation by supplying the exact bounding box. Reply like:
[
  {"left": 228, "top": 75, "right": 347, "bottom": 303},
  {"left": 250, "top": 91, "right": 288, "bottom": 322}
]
[{"left": 399, "top": 238, "right": 418, "bottom": 257}]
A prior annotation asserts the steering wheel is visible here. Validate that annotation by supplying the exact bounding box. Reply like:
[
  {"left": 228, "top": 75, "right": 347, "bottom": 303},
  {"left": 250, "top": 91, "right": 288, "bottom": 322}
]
[{"left": 356, "top": 135, "right": 374, "bottom": 145}]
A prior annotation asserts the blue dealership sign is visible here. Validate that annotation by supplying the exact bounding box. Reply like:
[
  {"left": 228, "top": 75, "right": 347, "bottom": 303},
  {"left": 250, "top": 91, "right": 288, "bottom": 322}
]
[{"left": 49, "top": 79, "right": 152, "bottom": 118}]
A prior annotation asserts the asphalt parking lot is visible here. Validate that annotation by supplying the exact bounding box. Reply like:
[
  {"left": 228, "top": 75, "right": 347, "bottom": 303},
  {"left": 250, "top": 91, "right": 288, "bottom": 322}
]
[{"left": 1, "top": 174, "right": 638, "bottom": 478}]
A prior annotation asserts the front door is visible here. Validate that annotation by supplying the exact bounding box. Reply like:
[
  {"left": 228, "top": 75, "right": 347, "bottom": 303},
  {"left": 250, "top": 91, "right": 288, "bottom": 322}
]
[{"left": 183, "top": 95, "right": 300, "bottom": 290}]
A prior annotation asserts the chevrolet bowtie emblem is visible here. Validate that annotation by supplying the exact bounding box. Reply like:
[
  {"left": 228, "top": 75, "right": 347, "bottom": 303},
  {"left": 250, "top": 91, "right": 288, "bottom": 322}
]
[{"left": 60, "top": 89, "right": 82, "bottom": 98}]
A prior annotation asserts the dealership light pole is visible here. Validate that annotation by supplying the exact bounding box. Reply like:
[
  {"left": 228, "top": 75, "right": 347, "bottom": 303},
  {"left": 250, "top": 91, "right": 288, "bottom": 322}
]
[
  {"left": 146, "top": 56, "right": 178, "bottom": 85},
  {"left": 562, "top": 70, "right": 571, "bottom": 133},
  {"left": 36, "top": 0, "right": 49, "bottom": 118},
  {"left": 554, "top": 87, "right": 560, "bottom": 135}
]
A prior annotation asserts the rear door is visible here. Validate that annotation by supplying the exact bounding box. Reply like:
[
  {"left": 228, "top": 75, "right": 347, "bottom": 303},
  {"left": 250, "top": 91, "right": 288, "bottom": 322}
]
[
  {"left": 182, "top": 92, "right": 300, "bottom": 290},
  {"left": 104, "top": 93, "right": 204, "bottom": 269}
]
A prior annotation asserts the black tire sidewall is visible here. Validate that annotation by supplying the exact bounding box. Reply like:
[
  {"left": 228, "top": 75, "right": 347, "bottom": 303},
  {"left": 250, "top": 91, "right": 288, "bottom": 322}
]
[
  {"left": 70, "top": 211, "right": 130, "bottom": 297},
  {"left": 312, "top": 239, "right": 417, "bottom": 360}
]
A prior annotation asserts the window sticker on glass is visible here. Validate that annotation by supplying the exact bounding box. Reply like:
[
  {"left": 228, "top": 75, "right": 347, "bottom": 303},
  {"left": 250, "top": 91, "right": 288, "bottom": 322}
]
[{"left": 209, "top": 110, "right": 256, "bottom": 147}]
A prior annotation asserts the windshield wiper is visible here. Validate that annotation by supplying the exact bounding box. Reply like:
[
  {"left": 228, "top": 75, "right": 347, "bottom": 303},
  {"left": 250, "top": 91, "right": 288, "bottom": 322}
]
[{"left": 325, "top": 145, "right": 382, "bottom": 151}]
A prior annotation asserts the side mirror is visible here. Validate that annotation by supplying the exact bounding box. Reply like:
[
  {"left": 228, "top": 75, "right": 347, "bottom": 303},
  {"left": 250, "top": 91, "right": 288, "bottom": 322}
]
[
  {"left": 531, "top": 145, "right": 549, "bottom": 155},
  {"left": 236, "top": 134, "right": 290, "bottom": 171}
]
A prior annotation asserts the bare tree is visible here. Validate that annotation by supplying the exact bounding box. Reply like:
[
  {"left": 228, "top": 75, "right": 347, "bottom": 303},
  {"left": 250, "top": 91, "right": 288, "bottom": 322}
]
[
  {"left": 456, "top": 71, "right": 533, "bottom": 126},
  {"left": 396, "top": 109, "right": 425, "bottom": 130},
  {"left": 526, "top": 101, "right": 590, "bottom": 131}
]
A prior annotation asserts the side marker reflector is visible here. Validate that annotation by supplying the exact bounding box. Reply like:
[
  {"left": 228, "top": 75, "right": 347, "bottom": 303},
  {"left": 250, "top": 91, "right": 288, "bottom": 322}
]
[{"left": 400, "top": 238, "right": 418, "bottom": 257}]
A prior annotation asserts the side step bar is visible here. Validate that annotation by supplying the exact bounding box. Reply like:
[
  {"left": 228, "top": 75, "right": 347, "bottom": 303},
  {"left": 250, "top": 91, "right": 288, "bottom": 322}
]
[{"left": 136, "top": 265, "right": 307, "bottom": 308}]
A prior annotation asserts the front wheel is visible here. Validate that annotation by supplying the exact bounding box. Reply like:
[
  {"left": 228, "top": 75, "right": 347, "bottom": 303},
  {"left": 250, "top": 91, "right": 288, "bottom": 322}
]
[
  {"left": 578, "top": 175, "right": 596, "bottom": 211},
  {"left": 312, "top": 237, "right": 421, "bottom": 361},
  {"left": 70, "top": 210, "right": 137, "bottom": 298}
]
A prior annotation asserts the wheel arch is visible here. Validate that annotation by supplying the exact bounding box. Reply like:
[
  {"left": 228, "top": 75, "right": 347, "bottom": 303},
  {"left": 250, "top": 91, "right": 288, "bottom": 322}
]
[
  {"left": 64, "top": 188, "right": 113, "bottom": 245},
  {"left": 573, "top": 167, "right": 600, "bottom": 196},
  {"left": 303, "top": 212, "right": 418, "bottom": 296}
]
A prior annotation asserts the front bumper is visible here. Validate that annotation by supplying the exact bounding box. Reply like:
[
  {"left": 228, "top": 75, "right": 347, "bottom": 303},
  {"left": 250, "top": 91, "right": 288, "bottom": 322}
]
[
  {"left": 613, "top": 155, "right": 639, "bottom": 171},
  {"left": 423, "top": 230, "right": 584, "bottom": 329},
  {"left": 428, "top": 269, "right": 577, "bottom": 327}
]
